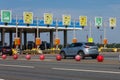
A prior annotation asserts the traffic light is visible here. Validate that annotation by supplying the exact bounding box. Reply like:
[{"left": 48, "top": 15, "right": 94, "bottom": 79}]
[
  {"left": 4, "top": 22, "right": 8, "bottom": 26},
  {"left": 65, "top": 25, "right": 68, "bottom": 28},
  {"left": 97, "top": 26, "right": 100, "bottom": 29},
  {"left": 47, "top": 24, "right": 50, "bottom": 27},
  {"left": 111, "top": 27, "right": 114, "bottom": 29},
  {"left": 81, "top": 26, "right": 84, "bottom": 29},
  {"left": 26, "top": 24, "right": 30, "bottom": 26}
]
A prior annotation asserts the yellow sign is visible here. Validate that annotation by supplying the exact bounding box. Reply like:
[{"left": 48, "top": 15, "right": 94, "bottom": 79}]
[
  {"left": 44, "top": 13, "right": 53, "bottom": 25},
  {"left": 79, "top": 16, "right": 87, "bottom": 26},
  {"left": 109, "top": 18, "right": 116, "bottom": 27},
  {"left": 23, "top": 12, "right": 33, "bottom": 24},
  {"left": 88, "top": 37, "right": 93, "bottom": 43},
  {"left": 63, "top": 15, "right": 71, "bottom": 26},
  {"left": 103, "top": 38, "right": 108, "bottom": 44}
]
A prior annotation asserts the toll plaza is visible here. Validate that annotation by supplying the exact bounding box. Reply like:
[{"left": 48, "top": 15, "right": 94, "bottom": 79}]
[{"left": 0, "top": 15, "right": 82, "bottom": 50}]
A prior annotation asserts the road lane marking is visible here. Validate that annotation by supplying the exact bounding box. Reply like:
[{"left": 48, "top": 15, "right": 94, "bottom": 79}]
[
  {"left": 0, "top": 64, "right": 34, "bottom": 68},
  {"left": 52, "top": 68, "right": 120, "bottom": 74},
  {"left": 0, "top": 79, "right": 5, "bottom": 80}
]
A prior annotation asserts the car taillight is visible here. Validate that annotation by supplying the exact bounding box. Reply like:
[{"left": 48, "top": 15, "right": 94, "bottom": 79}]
[{"left": 84, "top": 46, "right": 90, "bottom": 48}]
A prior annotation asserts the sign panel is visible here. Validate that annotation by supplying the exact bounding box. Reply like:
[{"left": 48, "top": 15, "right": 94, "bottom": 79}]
[
  {"left": 88, "top": 37, "right": 93, "bottom": 43},
  {"left": 103, "top": 38, "right": 108, "bottom": 44},
  {"left": 44, "top": 13, "right": 53, "bottom": 25},
  {"left": 109, "top": 17, "right": 116, "bottom": 27},
  {"left": 62, "top": 15, "right": 71, "bottom": 26},
  {"left": 23, "top": 12, "right": 33, "bottom": 24},
  {"left": 1, "top": 10, "right": 12, "bottom": 23},
  {"left": 95, "top": 17, "right": 102, "bottom": 27},
  {"left": 79, "top": 16, "right": 87, "bottom": 26}
]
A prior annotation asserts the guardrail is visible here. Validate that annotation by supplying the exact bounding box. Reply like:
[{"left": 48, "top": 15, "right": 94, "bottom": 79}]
[
  {"left": 22, "top": 49, "right": 60, "bottom": 54},
  {"left": 19, "top": 48, "right": 120, "bottom": 55},
  {"left": 99, "top": 48, "right": 120, "bottom": 52}
]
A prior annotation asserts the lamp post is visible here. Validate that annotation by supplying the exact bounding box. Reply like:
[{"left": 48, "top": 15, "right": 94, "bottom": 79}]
[
  {"left": 103, "top": 22, "right": 107, "bottom": 48},
  {"left": 56, "top": 19, "right": 58, "bottom": 49},
  {"left": 55, "top": 19, "right": 60, "bottom": 49},
  {"left": 14, "top": 15, "right": 20, "bottom": 54},
  {"left": 15, "top": 15, "right": 18, "bottom": 50},
  {"left": 73, "top": 20, "right": 76, "bottom": 38},
  {"left": 35, "top": 17, "right": 41, "bottom": 49},
  {"left": 88, "top": 21, "right": 93, "bottom": 43},
  {"left": 16, "top": 15, "right": 18, "bottom": 38},
  {"left": 72, "top": 20, "right": 77, "bottom": 43},
  {"left": 89, "top": 21, "right": 92, "bottom": 38}
]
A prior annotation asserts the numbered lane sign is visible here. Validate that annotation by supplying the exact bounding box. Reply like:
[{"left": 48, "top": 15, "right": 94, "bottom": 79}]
[
  {"left": 62, "top": 15, "right": 71, "bottom": 26},
  {"left": 1, "top": 10, "right": 12, "bottom": 23},
  {"left": 79, "top": 16, "right": 87, "bottom": 26},
  {"left": 109, "top": 17, "right": 116, "bottom": 27},
  {"left": 88, "top": 37, "right": 94, "bottom": 43},
  {"left": 95, "top": 17, "right": 102, "bottom": 27},
  {"left": 44, "top": 13, "right": 53, "bottom": 25},
  {"left": 23, "top": 12, "right": 33, "bottom": 24}
]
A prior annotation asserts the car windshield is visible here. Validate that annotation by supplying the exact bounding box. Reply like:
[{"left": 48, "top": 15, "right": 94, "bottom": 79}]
[{"left": 85, "top": 43, "right": 96, "bottom": 46}]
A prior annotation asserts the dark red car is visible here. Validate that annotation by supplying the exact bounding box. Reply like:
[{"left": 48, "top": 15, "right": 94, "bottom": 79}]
[{"left": 2, "top": 46, "right": 12, "bottom": 56}]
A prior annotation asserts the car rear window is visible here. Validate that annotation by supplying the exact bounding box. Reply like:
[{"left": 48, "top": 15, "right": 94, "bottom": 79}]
[{"left": 85, "top": 43, "right": 96, "bottom": 46}]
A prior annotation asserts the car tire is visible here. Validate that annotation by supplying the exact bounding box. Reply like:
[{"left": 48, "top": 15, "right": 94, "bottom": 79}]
[
  {"left": 78, "top": 51, "right": 85, "bottom": 59},
  {"left": 60, "top": 52, "right": 66, "bottom": 59}
]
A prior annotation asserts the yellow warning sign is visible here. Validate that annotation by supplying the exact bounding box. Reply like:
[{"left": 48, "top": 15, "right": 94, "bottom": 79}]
[
  {"left": 109, "top": 18, "right": 116, "bottom": 27},
  {"left": 44, "top": 13, "right": 53, "bottom": 25},
  {"left": 88, "top": 37, "right": 93, "bottom": 43},
  {"left": 63, "top": 15, "right": 71, "bottom": 26},
  {"left": 79, "top": 16, "right": 87, "bottom": 26},
  {"left": 23, "top": 12, "right": 33, "bottom": 24}
]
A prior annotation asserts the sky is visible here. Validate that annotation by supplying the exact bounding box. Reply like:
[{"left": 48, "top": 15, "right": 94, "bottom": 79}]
[{"left": 0, "top": 0, "right": 120, "bottom": 45}]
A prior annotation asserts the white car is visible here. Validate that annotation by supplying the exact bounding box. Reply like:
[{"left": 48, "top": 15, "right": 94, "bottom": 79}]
[{"left": 60, "top": 42, "right": 99, "bottom": 59}]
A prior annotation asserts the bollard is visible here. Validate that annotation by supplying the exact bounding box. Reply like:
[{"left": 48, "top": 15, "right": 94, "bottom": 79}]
[
  {"left": 26, "top": 54, "right": 31, "bottom": 60},
  {"left": 2, "top": 54, "right": 7, "bottom": 60},
  {"left": 39, "top": 54, "right": 45, "bottom": 60},
  {"left": 97, "top": 55, "right": 104, "bottom": 62},
  {"left": 13, "top": 54, "right": 18, "bottom": 60},
  {"left": 56, "top": 54, "right": 62, "bottom": 61},
  {"left": 118, "top": 54, "right": 120, "bottom": 69},
  {"left": 75, "top": 55, "right": 81, "bottom": 61}
]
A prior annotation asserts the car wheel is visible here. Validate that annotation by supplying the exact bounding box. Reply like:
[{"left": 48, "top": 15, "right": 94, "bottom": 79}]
[
  {"left": 60, "top": 52, "right": 66, "bottom": 59},
  {"left": 78, "top": 52, "right": 85, "bottom": 59}
]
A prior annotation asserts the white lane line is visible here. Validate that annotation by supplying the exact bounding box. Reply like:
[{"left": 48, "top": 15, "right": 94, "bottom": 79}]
[
  {"left": 52, "top": 68, "right": 120, "bottom": 74},
  {"left": 0, "top": 79, "right": 5, "bottom": 80},
  {"left": 0, "top": 64, "right": 34, "bottom": 68}
]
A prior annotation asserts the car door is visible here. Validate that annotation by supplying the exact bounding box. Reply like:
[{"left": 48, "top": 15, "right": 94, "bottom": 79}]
[
  {"left": 66, "top": 43, "right": 75, "bottom": 56},
  {"left": 71, "top": 43, "right": 81, "bottom": 56}
]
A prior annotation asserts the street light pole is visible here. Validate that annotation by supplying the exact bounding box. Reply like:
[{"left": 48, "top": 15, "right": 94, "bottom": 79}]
[
  {"left": 56, "top": 19, "right": 58, "bottom": 39},
  {"left": 56, "top": 19, "right": 58, "bottom": 49},
  {"left": 103, "top": 22, "right": 107, "bottom": 48},
  {"left": 37, "top": 17, "right": 39, "bottom": 38},
  {"left": 36, "top": 17, "right": 40, "bottom": 49},
  {"left": 89, "top": 21, "right": 92, "bottom": 38},
  {"left": 16, "top": 15, "right": 18, "bottom": 50},
  {"left": 73, "top": 20, "right": 76, "bottom": 38},
  {"left": 16, "top": 15, "right": 18, "bottom": 38}
]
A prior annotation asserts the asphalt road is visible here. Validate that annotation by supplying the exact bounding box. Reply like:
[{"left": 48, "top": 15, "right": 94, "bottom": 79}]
[{"left": 0, "top": 53, "right": 120, "bottom": 80}]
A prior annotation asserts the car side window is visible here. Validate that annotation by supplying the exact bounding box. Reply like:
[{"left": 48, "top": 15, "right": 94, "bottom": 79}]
[
  {"left": 74, "top": 43, "right": 82, "bottom": 47},
  {"left": 69, "top": 43, "right": 75, "bottom": 48}
]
